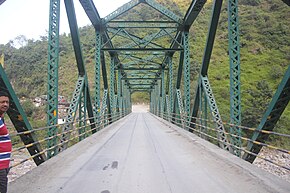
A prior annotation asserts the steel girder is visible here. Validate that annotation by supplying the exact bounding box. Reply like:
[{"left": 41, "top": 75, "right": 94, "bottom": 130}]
[
  {"left": 201, "top": 76, "right": 231, "bottom": 150},
  {"left": 103, "top": 0, "right": 140, "bottom": 23},
  {"left": 0, "top": 65, "right": 46, "bottom": 165},
  {"left": 57, "top": 0, "right": 96, "bottom": 153},
  {"left": 161, "top": 0, "right": 206, "bottom": 69},
  {"left": 94, "top": 30, "right": 101, "bottom": 114},
  {"left": 107, "top": 21, "right": 178, "bottom": 28},
  {"left": 58, "top": 76, "right": 85, "bottom": 152},
  {"left": 168, "top": 57, "right": 174, "bottom": 116},
  {"left": 80, "top": 0, "right": 128, "bottom": 113},
  {"left": 228, "top": 0, "right": 242, "bottom": 156},
  {"left": 183, "top": 31, "right": 191, "bottom": 119},
  {"left": 243, "top": 66, "right": 290, "bottom": 163},
  {"left": 161, "top": 69, "right": 166, "bottom": 117},
  {"left": 78, "top": 84, "right": 87, "bottom": 141},
  {"left": 39, "top": 0, "right": 287, "bottom": 164},
  {"left": 110, "top": 57, "right": 116, "bottom": 115},
  {"left": 145, "top": 0, "right": 182, "bottom": 24},
  {"left": 101, "top": 53, "right": 112, "bottom": 121},
  {"left": 173, "top": 52, "right": 184, "bottom": 121},
  {"left": 191, "top": 1, "right": 223, "bottom": 122},
  {"left": 189, "top": 0, "right": 232, "bottom": 151},
  {"left": 107, "top": 28, "right": 177, "bottom": 49},
  {"left": 47, "top": 0, "right": 61, "bottom": 158}
]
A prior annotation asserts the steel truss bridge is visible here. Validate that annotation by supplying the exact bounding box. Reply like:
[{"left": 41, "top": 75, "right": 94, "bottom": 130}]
[{"left": 0, "top": 0, "right": 289, "bottom": 192}]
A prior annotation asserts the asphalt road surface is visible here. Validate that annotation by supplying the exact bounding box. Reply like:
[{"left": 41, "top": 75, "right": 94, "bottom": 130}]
[{"left": 9, "top": 113, "right": 290, "bottom": 193}]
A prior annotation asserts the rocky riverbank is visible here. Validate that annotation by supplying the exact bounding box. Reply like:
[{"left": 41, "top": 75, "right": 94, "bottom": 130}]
[{"left": 253, "top": 147, "right": 290, "bottom": 182}]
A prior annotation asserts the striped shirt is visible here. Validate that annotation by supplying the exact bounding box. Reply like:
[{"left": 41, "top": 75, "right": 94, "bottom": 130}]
[{"left": 0, "top": 117, "right": 12, "bottom": 169}]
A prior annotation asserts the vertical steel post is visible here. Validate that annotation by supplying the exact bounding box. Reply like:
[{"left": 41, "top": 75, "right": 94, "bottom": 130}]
[
  {"left": 117, "top": 70, "right": 123, "bottom": 116},
  {"left": 110, "top": 56, "right": 116, "bottom": 116},
  {"left": 168, "top": 56, "right": 173, "bottom": 116},
  {"left": 183, "top": 31, "right": 191, "bottom": 120},
  {"left": 161, "top": 69, "right": 165, "bottom": 117},
  {"left": 78, "top": 86, "right": 87, "bottom": 141},
  {"left": 228, "top": 0, "right": 242, "bottom": 156},
  {"left": 95, "top": 30, "right": 102, "bottom": 115},
  {"left": 47, "top": 0, "right": 61, "bottom": 158}
]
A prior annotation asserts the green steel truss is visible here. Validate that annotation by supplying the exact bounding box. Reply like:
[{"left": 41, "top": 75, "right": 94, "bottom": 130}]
[
  {"left": 58, "top": 0, "right": 96, "bottom": 153},
  {"left": 58, "top": 76, "right": 85, "bottom": 151},
  {"left": 47, "top": 0, "right": 61, "bottom": 158},
  {"left": 228, "top": 0, "right": 242, "bottom": 156},
  {"left": 3, "top": 0, "right": 286, "bottom": 165},
  {"left": 243, "top": 66, "right": 290, "bottom": 163},
  {"left": 94, "top": 30, "right": 101, "bottom": 115},
  {"left": 0, "top": 65, "right": 46, "bottom": 165},
  {"left": 190, "top": 0, "right": 232, "bottom": 151},
  {"left": 201, "top": 76, "right": 230, "bottom": 150}
]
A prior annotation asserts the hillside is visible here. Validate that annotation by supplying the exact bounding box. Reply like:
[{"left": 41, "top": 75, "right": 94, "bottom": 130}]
[{"left": 0, "top": 0, "right": 289, "bottom": 147}]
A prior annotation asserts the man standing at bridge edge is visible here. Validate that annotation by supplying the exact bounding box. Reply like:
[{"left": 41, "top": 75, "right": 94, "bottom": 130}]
[{"left": 0, "top": 91, "right": 12, "bottom": 193}]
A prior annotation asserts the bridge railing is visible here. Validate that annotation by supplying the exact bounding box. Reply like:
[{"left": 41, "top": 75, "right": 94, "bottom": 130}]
[{"left": 153, "top": 111, "right": 290, "bottom": 173}]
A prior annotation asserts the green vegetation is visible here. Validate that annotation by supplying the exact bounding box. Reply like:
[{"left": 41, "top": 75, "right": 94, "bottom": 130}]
[{"left": 0, "top": 0, "right": 289, "bottom": 149}]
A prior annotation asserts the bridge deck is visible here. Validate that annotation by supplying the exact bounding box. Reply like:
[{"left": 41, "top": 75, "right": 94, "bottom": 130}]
[{"left": 9, "top": 113, "right": 290, "bottom": 193}]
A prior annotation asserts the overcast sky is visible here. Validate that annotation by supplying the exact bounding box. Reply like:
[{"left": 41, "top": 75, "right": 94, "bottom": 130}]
[{"left": 0, "top": 0, "right": 130, "bottom": 44}]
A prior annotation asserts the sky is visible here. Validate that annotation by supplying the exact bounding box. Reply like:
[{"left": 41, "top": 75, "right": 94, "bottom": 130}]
[{"left": 0, "top": 0, "right": 130, "bottom": 44}]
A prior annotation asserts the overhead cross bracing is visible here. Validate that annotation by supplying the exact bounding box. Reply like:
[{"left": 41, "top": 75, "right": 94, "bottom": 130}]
[
  {"left": 79, "top": 0, "right": 205, "bottom": 96},
  {"left": 42, "top": 0, "right": 289, "bottom": 163}
]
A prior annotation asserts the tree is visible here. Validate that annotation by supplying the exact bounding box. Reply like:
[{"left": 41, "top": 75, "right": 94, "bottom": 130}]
[{"left": 242, "top": 80, "right": 273, "bottom": 128}]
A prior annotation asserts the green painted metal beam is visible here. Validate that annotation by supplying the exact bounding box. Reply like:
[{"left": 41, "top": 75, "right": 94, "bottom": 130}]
[
  {"left": 183, "top": 0, "right": 207, "bottom": 30},
  {"left": 47, "top": 0, "right": 61, "bottom": 158},
  {"left": 101, "top": 53, "right": 112, "bottom": 121},
  {"left": 183, "top": 31, "right": 191, "bottom": 117},
  {"left": 58, "top": 76, "right": 85, "bottom": 152},
  {"left": 121, "top": 68, "right": 161, "bottom": 71},
  {"left": 94, "top": 30, "right": 101, "bottom": 114},
  {"left": 144, "top": 0, "right": 183, "bottom": 24},
  {"left": 79, "top": 0, "right": 102, "bottom": 29},
  {"left": 0, "top": 65, "right": 46, "bottom": 165},
  {"left": 122, "top": 77, "right": 161, "bottom": 80},
  {"left": 201, "top": 76, "right": 230, "bottom": 151},
  {"left": 103, "top": 0, "right": 140, "bottom": 23},
  {"left": 61, "top": 0, "right": 96, "bottom": 146},
  {"left": 191, "top": 0, "right": 223, "bottom": 127},
  {"left": 131, "top": 90, "right": 151, "bottom": 93},
  {"left": 168, "top": 56, "right": 173, "bottom": 116},
  {"left": 129, "top": 87, "right": 153, "bottom": 90},
  {"left": 117, "top": 70, "right": 122, "bottom": 114},
  {"left": 228, "top": 0, "right": 242, "bottom": 156},
  {"left": 107, "top": 28, "right": 162, "bottom": 49},
  {"left": 65, "top": 0, "right": 86, "bottom": 75},
  {"left": 102, "top": 48, "right": 182, "bottom": 52},
  {"left": 110, "top": 56, "right": 116, "bottom": 114},
  {"left": 78, "top": 87, "right": 86, "bottom": 141},
  {"left": 173, "top": 52, "right": 184, "bottom": 121},
  {"left": 200, "top": 0, "right": 223, "bottom": 76},
  {"left": 79, "top": 0, "right": 117, "bottom": 51},
  {"left": 85, "top": 82, "right": 97, "bottom": 134},
  {"left": 243, "top": 66, "right": 290, "bottom": 163},
  {"left": 127, "top": 83, "right": 156, "bottom": 86},
  {"left": 107, "top": 21, "right": 178, "bottom": 28},
  {"left": 108, "top": 28, "right": 177, "bottom": 50},
  {"left": 161, "top": 0, "right": 206, "bottom": 68}
]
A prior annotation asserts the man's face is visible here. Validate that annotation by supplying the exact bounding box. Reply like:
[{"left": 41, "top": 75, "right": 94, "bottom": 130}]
[{"left": 0, "top": 96, "right": 9, "bottom": 115}]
